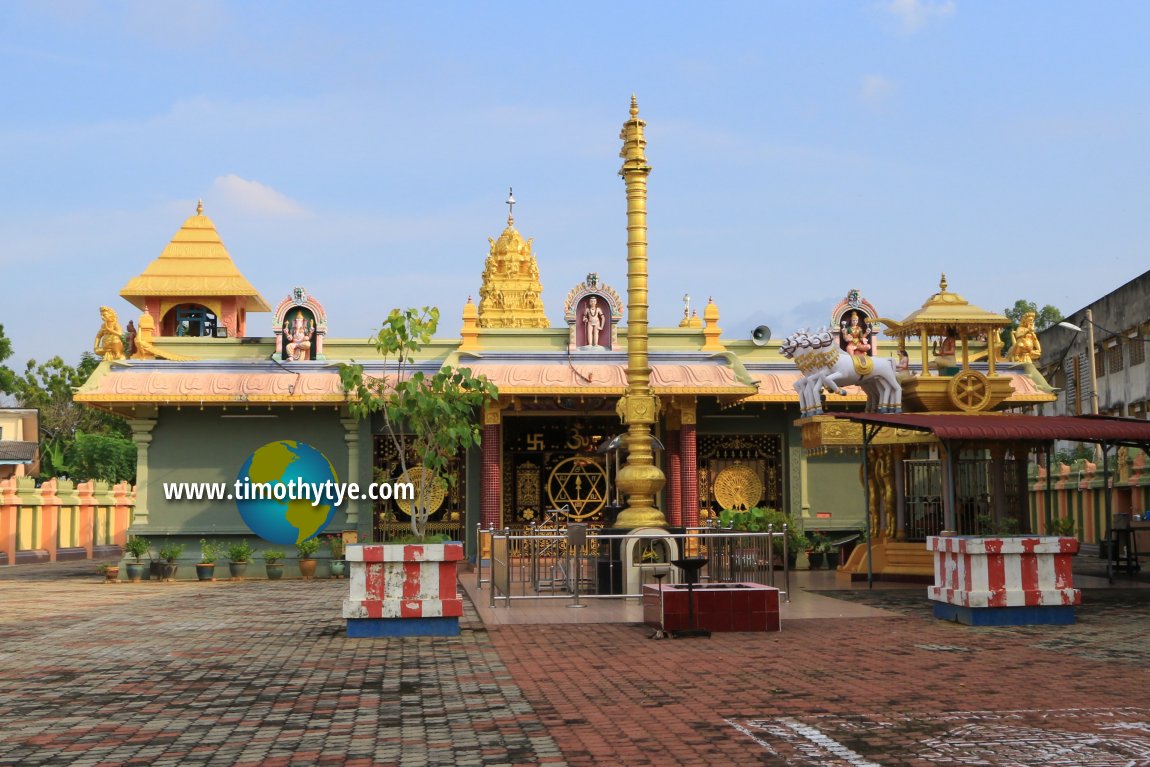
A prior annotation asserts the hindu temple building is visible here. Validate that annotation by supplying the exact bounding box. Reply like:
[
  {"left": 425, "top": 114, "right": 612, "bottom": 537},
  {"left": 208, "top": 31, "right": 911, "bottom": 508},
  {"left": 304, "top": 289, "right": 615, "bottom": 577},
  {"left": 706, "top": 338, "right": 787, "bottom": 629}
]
[{"left": 74, "top": 100, "right": 1058, "bottom": 578}]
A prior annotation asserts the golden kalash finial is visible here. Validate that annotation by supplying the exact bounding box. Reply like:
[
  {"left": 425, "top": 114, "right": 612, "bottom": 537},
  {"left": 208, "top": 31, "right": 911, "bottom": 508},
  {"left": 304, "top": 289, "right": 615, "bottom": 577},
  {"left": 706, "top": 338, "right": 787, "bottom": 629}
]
[
  {"left": 614, "top": 95, "right": 666, "bottom": 529},
  {"left": 939, "top": 273, "right": 948, "bottom": 293},
  {"left": 196, "top": 198, "right": 204, "bottom": 216},
  {"left": 506, "top": 187, "right": 515, "bottom": 226}
]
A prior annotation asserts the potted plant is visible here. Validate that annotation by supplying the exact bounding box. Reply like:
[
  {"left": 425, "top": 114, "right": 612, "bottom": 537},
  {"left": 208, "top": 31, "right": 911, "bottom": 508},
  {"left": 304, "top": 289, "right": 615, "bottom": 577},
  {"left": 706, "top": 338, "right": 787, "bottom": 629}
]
[
  {"left": 263, "top": 549, "right": 285, "bottom": 580},
  {"left": 718, "top": 507, "right": 806, "bottom": 569},
  {"left": 158, "top": 541, "right": 184, "bottom": 581},
  {"left": 97, "top": 562, "right": 119, "bottom": 584},
  {"left": 339, "top": 306, "right": 498, "bottom": 637},
  {"left": 123, "top": 536, "right": 150, "bottom": 582},
  {"left": 226, "top": 540, "right": 255, "bottom": 580},
  {"left": 807, "top": 533, "right": 827, "bottom": 570},
  {"left": 196, "top": 538, "right": 221, "bottom": 581},
  {"left": 825, "top": 538, "right": 840, "bottom": 569},
  {"left": 327, "top": 534, "right": 347, "bottom": 579},
  {"left": 296, "top": 538, "right": 320, "bottom": 579}
]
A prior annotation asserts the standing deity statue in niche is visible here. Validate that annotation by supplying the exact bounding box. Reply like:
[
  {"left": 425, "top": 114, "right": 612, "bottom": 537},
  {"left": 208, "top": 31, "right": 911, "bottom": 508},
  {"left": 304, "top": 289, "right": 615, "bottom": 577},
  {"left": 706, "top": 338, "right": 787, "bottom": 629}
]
[
  {"left": 94, "top": 306, "right": 126, "bottom": 361},
  {"left": 840, "top": 311, "right": 872, "bottom": 356},
  {"left": 583, "top": 296, "right": 605, "bottom": 347},
  {"left": 284, "top": 311, "right": 314, "bottom": 361},
  {"left": 1008, "top": 311, "right": 1042, "bottom": 363}
]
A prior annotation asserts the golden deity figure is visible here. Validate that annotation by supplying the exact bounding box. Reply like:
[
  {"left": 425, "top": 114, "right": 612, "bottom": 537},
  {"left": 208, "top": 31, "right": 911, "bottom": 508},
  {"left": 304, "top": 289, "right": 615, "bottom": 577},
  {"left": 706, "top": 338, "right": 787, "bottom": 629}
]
[
  {"left": 94, "top": 306, "right": 126, "bottom": 361},
  {"left": 1009, "top": 311, "right": 1042, "bottom": 363},
  {"left": 284, "top": 311, "right": 314, "bottom": 361},
  {"left": 840, "top": 311, "right": 871, "bottom": 357}
]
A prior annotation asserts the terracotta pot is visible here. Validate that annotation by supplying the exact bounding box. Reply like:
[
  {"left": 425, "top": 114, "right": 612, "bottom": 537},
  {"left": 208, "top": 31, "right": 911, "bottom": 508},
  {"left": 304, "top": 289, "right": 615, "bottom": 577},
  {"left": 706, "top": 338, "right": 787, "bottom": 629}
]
[
  {"left": 298, "top": 558, "right": 318, "bottom": 580},
  {"left": 103, "top": 566, "right": 120, "bottom": 584}
]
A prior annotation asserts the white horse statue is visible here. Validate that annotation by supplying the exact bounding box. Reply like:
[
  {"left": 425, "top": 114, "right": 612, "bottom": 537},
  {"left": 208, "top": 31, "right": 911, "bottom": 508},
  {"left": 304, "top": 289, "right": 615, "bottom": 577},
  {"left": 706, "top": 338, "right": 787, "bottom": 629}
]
[{"left": 782, "top": 327, "right": 902, "bottom": 416}]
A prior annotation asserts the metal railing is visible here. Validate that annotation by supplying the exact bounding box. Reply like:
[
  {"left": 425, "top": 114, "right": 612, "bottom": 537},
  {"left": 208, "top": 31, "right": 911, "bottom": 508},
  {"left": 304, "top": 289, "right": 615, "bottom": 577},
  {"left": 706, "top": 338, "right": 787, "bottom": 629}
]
[{"left": 479, "top": 524, "right": 790, "bottom": 608}]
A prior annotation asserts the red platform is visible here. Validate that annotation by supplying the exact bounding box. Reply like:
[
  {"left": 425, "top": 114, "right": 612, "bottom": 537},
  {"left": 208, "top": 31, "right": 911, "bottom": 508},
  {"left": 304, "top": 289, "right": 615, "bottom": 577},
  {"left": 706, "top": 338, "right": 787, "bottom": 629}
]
[{"left": 642, "top": 583, "right": 781, "bottom": 633}]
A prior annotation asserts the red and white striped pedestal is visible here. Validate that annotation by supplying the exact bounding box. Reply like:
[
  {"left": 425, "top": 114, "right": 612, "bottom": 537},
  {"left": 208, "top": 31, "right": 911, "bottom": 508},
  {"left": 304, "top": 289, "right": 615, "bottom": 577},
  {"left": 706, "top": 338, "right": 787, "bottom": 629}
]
[
  {"left": 927, "top": 536, "right": 1081, "bottom": 626},
  {"left": 342, "top": 542, "right": 464, "bottom": 637}
]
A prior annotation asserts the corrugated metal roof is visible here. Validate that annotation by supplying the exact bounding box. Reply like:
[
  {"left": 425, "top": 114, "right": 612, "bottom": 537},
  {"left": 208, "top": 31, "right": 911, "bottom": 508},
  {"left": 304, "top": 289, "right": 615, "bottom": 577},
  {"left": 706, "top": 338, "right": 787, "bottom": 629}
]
[
  {"left": 0, "top": 441, "right": 38, "bottom": 463},
  {"left": 839, "top": 413, "right": 1150, "bottom": 445}
]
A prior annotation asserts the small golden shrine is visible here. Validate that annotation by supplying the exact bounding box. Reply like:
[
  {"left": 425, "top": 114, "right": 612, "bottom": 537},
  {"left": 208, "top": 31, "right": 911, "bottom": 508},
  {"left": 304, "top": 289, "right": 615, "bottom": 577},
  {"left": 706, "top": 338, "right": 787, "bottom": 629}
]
[
  {"left": 883, "top": 274, "right": 1013, "bottom": 413},
  {"left": 119, "top": 201, "right": 270, "bottom": 338},
  {"left": 477, "top": 190, "right": 549, "bottom": 329}
]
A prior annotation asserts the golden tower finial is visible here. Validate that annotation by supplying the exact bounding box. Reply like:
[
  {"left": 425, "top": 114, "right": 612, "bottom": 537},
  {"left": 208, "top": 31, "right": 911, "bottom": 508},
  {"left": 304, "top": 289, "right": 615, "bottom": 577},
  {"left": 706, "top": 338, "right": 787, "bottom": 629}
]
[
  {"left": 702, "top": 297, "right": 725, "bottom": 351},
  {"left": 939, "top": 273, "right": 948, "bottom": 293},
  {"left": 614, "top": 95, "right": 666, "bottom": 530},
  {"left": 196, "top": 198, "right": 204, "bottom": 216},
  {"left": 506, "top": 187, "right": 515, "bottom": 226},
  {"left": 476, "top": 200, "right": 548, "bottom": 329}
]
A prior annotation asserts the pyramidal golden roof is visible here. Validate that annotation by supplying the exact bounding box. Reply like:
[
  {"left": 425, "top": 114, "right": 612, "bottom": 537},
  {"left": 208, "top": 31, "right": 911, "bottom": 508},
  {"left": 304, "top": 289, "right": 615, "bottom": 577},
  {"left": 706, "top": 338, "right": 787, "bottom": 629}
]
[
  {"left": 119, "top": 201, "right": 271, "bottom": 312},
  {"left": 886, "top": 274, "right": 1009, "bottom": 337},
  {"left": 477, "top": 203, "right": 548, "bottom": 329}
]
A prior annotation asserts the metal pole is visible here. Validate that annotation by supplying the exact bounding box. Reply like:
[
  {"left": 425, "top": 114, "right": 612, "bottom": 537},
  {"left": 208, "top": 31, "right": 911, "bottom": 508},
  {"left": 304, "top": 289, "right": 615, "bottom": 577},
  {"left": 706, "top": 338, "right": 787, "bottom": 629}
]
[
  {"left": 568, "top": 541, "right": 586, "bottom": 608},
  {"left": 1044, "top": 444, "right": 1053, "bottom": 534},
  {"left": 1103, "top": 443, "right": 1114, "bottom": 583},
  {"left": 782, "top": 523, "right": 790, "bottom": 602},
  {"left": 863, "top": 424, "right": 876, "bottom": 588},
  {"left": 475, "top": 523, "right": 483, "bottom": 591}
]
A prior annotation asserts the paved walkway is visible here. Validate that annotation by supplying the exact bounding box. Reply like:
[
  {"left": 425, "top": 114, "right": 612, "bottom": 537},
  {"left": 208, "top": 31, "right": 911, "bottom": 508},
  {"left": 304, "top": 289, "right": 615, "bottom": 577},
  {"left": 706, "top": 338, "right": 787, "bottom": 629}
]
[{"left": 1, "top": 558, "right": 1149, "bottom": 766}]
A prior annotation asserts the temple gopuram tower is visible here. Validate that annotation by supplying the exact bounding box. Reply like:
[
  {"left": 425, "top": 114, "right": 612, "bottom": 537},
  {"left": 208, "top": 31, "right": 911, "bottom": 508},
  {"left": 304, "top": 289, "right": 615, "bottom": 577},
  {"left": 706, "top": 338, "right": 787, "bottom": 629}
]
[
  {"left": 477, "top": 191, "right": 549, "bottom": 329},
  {"left": 119, "top": 201, "right": 270, "bottom": 338}
]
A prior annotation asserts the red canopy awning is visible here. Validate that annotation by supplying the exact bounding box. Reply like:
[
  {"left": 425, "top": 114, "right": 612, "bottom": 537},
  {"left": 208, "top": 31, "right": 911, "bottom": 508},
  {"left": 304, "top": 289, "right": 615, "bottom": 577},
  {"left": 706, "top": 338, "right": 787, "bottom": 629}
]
[{"left": 837, "top": 413, "right": 1150, "bottom": 446}]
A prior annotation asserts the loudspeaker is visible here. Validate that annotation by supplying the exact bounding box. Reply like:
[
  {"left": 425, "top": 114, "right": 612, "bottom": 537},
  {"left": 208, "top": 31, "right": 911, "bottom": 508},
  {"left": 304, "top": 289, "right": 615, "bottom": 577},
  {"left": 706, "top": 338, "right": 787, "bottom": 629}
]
[{"left": 751, "top": 325, "right": 771, "bottom": 346}]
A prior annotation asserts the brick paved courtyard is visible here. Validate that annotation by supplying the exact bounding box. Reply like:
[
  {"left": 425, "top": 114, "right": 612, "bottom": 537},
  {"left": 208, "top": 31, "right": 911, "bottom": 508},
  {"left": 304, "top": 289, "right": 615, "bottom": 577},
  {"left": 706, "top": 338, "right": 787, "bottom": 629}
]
[{"left": 1, "top": 561, "right": 1149, "bottom": 766}]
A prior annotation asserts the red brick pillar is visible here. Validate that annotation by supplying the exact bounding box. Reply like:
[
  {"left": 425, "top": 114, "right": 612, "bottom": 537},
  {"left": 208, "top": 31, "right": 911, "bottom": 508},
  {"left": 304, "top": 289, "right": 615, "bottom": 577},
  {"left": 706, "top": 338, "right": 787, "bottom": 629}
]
[
  {"left": 681, "top": 423, "right": 699, "bottom": 527},
  {"left": 665, "top": 429, "right": 682, "bottom": 527},
  {"left": 481, "top": 423, "right": 502, "bottom": 530}
]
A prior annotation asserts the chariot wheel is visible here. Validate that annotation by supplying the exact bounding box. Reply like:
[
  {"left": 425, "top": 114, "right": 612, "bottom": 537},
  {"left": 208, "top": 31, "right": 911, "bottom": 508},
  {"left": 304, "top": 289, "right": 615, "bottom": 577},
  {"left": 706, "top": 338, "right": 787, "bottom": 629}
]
[{"left": 948, "top": 370, "right": 991, "bottom": 412}]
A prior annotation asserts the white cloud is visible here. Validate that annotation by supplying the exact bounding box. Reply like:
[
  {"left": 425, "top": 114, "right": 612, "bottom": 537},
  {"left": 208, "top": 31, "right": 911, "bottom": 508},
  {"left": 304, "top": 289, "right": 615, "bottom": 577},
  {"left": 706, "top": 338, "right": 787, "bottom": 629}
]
[
  {"left": 880, "top": 0, "right": 956, "bottom": 33},
  {"left": 208, "top": 175, "right": 310, "bottom": 218},
  {"left": 859, "top": 74, "right": 895, "bottom": 111}
]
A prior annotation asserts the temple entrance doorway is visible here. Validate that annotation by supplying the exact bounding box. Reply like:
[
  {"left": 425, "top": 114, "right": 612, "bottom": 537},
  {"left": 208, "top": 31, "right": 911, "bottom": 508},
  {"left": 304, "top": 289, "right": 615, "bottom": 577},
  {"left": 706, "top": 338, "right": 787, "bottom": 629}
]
[{"left": 502, "top": 411, "right": 619, "bottom": 530}]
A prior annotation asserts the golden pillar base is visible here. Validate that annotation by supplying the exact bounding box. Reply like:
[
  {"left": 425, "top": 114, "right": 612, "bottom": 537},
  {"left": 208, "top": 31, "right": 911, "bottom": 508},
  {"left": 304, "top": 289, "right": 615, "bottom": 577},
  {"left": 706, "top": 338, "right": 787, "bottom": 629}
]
[{"left": 615, "top": 461, "right": 667, "bottom": 529}]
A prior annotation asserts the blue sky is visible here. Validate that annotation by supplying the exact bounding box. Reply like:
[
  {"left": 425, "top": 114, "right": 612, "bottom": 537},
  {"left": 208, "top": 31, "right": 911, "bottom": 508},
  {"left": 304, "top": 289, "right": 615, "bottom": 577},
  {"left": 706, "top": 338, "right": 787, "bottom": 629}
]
[{"left": 2, "top": 1, "right": 1148, "bottom": 369}]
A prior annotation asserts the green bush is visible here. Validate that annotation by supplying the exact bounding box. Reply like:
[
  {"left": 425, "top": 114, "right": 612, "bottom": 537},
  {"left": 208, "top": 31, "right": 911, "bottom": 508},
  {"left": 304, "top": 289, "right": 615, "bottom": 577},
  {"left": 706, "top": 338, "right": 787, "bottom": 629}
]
[
  {"left": 158, "top": 541, "right": 184, "bottom": 561},
  {"left": 226, "top": 540, "right": 255, "bottom": 563},
  {"left": 124, "top": 536, "right": 150, "bottom": 562},
  {"left": 199, "top": 539, "right": 222, "bottom": 564},
  {"left": 718, "top": 507, "right": 807, "bottom": 555},
  {"left": 1048, "top": 517, "right": 1077, "bottom": 537},
  {"left": 296, "top": 538, "right": 321, "bottom": 558},
  {"left": 262, "top": 549, "right": 285, "bottom": 564}
]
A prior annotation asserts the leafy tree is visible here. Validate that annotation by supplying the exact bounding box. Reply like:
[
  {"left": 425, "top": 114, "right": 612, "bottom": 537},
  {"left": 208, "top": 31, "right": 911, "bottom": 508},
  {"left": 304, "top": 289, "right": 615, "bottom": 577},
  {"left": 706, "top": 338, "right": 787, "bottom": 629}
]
[
  {"left": 0, "top": 329, "right": 131, "bottom": 478},
  {"left": 66, "top": 432, "right": 136, "bottom": 484},
  {"left": 1003, "top": 299, "right": 1062, "bottom": 331},
  {"left": 0, "top": 324, "right": 14, "bottom": 395},
  {"left": 338, "top": 307, "right": 498, "bottom": 540}
]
